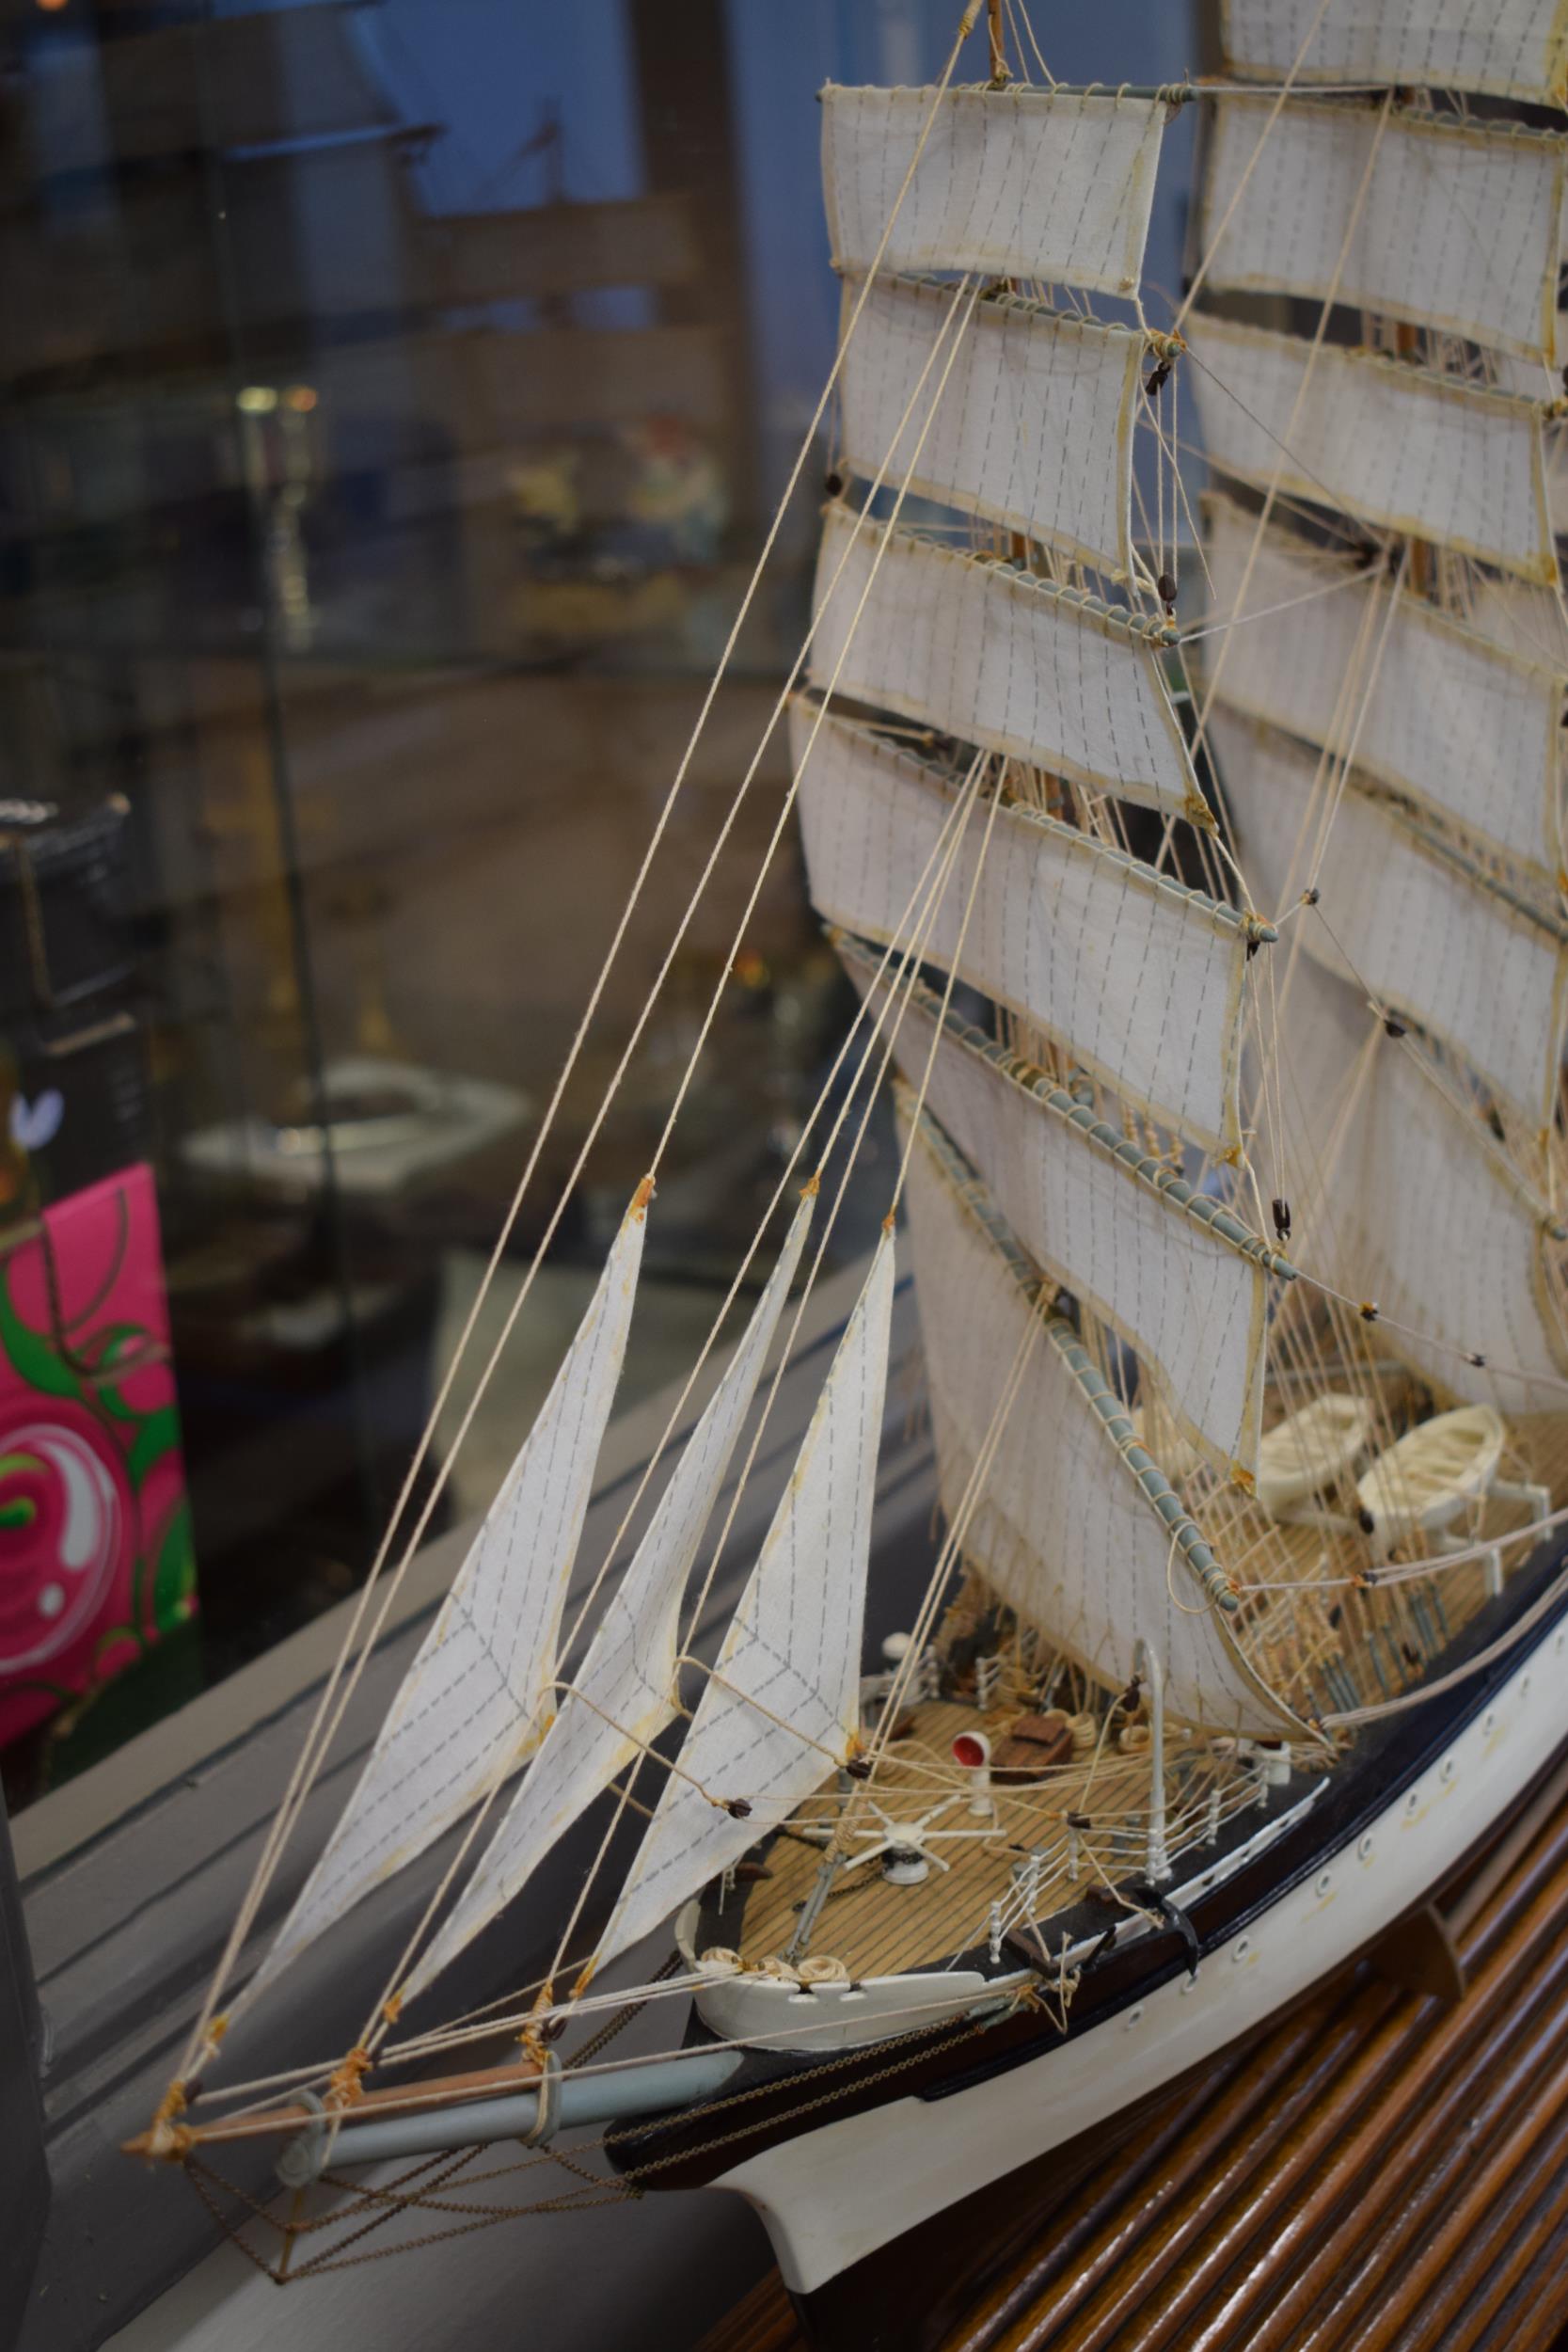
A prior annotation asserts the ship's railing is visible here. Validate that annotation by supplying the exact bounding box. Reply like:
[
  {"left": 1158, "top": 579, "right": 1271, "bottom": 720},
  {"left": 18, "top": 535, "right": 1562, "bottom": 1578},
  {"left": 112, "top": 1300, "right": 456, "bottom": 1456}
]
[{"left": 972, "top": 1743, "right": 1296, "bottom": 1964}]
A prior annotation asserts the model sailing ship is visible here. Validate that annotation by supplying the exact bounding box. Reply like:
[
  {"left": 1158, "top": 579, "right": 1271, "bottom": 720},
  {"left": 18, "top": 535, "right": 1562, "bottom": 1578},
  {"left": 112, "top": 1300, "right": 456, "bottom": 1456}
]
[{"left": 127, "top": 3, "right": 1568, "bottom": 2342}]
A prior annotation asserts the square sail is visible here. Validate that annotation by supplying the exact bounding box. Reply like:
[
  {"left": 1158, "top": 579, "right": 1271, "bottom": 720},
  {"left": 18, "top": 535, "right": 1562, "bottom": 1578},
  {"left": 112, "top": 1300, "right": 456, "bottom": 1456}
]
[
  {"left": 840, "top": 938, "right": 1279, "bottom": 1483},
  {"left": 1276, "top": 958, "right": 1568, "bottom": 1414},
  {"left": 793, "top": 699, "right": 1255, "bottom": 1154},
  {"left": 1200, "top": 99, "right": 1564, "bottom": 365},
  {"left": 837, "top": 273, "right": 1144, "bottom": 575},
  {"left": 1190, "top": 317, "right": 1555, "bottom": 583},
  {"left": 901, "top": 1101, "right": 1303, "bottom": 1735},
  {"left": 1220, "top": 0, "right": 1568, "bottom": 103},
  {"left": 1213, "top": 705, "right": 1568, "bottom": 1135},
  {"left": 821, "top": 83, "right": 1165, "bottom": 296},
  {"left": 1199, "top": 492, "right": 1564, "bottom": 883},
  {"left": 808, "top": 502, "right": 1205, "bottom": 820}
]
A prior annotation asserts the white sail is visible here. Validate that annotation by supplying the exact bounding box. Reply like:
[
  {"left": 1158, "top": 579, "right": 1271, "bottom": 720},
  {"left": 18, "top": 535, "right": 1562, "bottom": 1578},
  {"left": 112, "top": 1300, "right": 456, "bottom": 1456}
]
[
  {"left": 240, "top": 1190, "right": 648, "bottom": 2010},
  {"left": 1215, "top": 706, "right": 1568, "bottom": 1133},
  {"left": 399, "top": 1194, "right": 814, "bottom": 2003},
  {"left": 902, "top": 1104, "right": 1303, "bottom": 1735},
  {"left": 1461, "top": 575, "right": 1568, "bottom": 672},
  {"left": 1542, "top": 409, "right": 1568, "bottom": 543},
  {"left": 837, "top": 273, "right": 1144, "bottom": 575},
  {"left": 1191, "top": 317, "right": 1554, "bottom": 583},
  {"left": 1220, "top": 0, "right": 1568, "bottom": 103},
  {"left": 839, "top": 942, "right": 1276, "bottom": 1482},
  {"left": 1277, "top": 959, "right": 1568, "bottom": 1412},
  {"left": 794, "top": 700, "right": 1254, "bottom": 1154},
  {"left": 809, "top": 502, "right": 1203, "bottom": 821},
  {"left": 1200, "top": 99, "right": 1564, "bottom": 364},
  {"left": 595, "top": 1234, "right": 895, "bottom": 1973},
  {"left": 1200, "top": 494, "right": 1564, "bottom": 882},
  {"left": 821, "top": 83, "right": 1164, "bottom": 296}
]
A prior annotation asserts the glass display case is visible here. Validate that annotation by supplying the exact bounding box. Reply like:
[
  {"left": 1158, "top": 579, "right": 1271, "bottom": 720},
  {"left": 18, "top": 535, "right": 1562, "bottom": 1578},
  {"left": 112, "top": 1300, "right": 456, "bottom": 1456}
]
[{"left": 0, "top": 0, "right": 1197, "bottom": 1808}]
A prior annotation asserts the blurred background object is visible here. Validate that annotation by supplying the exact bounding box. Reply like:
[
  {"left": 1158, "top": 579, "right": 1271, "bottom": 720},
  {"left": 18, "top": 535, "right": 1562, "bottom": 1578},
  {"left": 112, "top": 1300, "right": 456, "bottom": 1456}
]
[{"left": 0, "top": 0, "right": 1197, "bottom": 1808}]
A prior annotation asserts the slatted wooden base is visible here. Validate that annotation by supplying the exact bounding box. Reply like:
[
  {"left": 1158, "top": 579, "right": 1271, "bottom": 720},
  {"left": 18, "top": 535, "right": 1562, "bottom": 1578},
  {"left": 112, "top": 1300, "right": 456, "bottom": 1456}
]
[{"left": 699, "top": 1756, "right": 1568, "bottom": 2352}]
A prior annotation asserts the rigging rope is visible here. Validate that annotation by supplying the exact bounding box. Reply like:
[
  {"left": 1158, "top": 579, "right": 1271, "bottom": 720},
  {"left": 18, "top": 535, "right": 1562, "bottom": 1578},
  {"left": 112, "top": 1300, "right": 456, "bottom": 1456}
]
[{"left": 174, "top": 11, "right": 990, "bottom": 2089}]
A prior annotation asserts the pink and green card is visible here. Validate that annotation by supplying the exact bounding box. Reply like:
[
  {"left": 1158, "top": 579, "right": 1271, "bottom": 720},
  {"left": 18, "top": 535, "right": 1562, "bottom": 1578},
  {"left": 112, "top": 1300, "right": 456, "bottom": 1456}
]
[{"left": 0, "top": 1165, "right": 195, "bottom": 1747}]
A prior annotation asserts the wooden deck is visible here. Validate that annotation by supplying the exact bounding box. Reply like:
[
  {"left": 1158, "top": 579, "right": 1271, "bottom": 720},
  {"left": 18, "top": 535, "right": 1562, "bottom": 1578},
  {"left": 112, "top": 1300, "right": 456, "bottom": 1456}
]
[
  {"left": 729, "top": 1701, "right": 1183, "bottom": 1979},
  {"left": 701, "top": 1749, "right": 1568, "bottom": 2352}
]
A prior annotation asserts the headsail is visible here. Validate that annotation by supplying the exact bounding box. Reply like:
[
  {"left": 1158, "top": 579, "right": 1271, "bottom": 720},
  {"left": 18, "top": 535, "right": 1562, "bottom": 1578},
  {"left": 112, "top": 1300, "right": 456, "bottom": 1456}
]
[
  {"left": 837, "top": 938, "right": 1284, "bottom": 1482},
  {"left": 902, "top": 1101, "right": 1305, "bottom": 1736},
  {"left": 398, "top": 1193, "right": 814, "bottom": 2003},
  {"left": 1190, "top": 317, "right": 1555, "bottom": 583},
  {"left": 837, "top": 273, "right": 1146, "bottom": 575},
  {"left": 821, "top": 83, "right": 1166, "bottom": 295},
  {"left": 594, "top": 1232, "right": 895, "bottom": 1973},
  {"left": 809, "top": 502, "right": 1204, "bottom": 821},
  {"left": 238, "top": 1187, "right": 648, "bottom": 2011},
  {"left": 793, "top": 700, "right": 1257, "bottom": 1154}
]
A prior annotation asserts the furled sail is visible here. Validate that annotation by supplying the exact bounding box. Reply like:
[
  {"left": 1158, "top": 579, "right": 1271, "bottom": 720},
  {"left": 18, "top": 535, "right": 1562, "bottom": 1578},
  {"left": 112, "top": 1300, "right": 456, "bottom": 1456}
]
[
  {"left": 793, "top": 699, "right": 1256, "bottom": 1154},
  {"left": 1200, "top": 494, "right": 1564, "bottom": 882},
  {"left": 1219, "top": 0, "right": 1568, "bottom": 104},
  {"left": 837, "top": 938, "right": 1281, "bottom": 1481},
  {"left": 901, "top": 1102, "right": 1305, "bottom": 1735},
  {"left": 398, "top": 1193, "right": 814, "bottom": 2004},
  {"left": 1213, "top": 707, "right": 1568, "bottom": 1131},
  {"left": 239, "top": 1189, "right": 649, "bottom": 2010},
  {"left": 809, "top": 501, "right": 1204, "bottom": 821},
  {"left": 836, "top": 273, "right": 1144, "bottom": 575},
  {"left": 1275, "top": 959, "right": 1568, "bottom": 1412},
  {"left": 594, "top": 1233, "right": 895, "bottom": 1973},
  {"left": 1190, "top": 317, "right": 1555, "bottom": 583},
  {"left": 1200, "top": 99, "right": 1564, "bottom": 363},
  {"left": 821, "top": 83, "right": 1165, "bottom": 296}
]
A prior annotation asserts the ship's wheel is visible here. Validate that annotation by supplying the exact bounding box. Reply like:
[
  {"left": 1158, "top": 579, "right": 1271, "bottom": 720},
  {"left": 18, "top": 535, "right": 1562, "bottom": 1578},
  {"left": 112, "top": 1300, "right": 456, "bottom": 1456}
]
[{"left": 794, "top": 1790, "right": 971, "bottom": 1881}]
